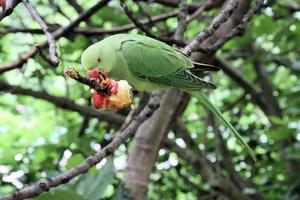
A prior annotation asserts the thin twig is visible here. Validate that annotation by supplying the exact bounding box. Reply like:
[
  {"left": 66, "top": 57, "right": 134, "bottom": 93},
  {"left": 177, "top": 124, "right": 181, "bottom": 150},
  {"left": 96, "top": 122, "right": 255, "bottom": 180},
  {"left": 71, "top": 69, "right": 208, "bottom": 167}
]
[
  {"left": 66, "top": 0, "right": 84, "bottom": 13},
  {"left": 0, "top": 11, "right": 178, "bottom": 37},
  {"left": 120, "top": 0, "right": 186, "bottom": 46},
  {"left": 153, "top": 0, "right": 222, "bottom": 41},
  {"left": 133, "top": 0, "right": 156, "bottom": 28},
  {"left": 35, "top": 45, "right": 58, "bottom": 66},
  {"left": 184, "top": 0, "right": 239, "bottom": 56},
  {"left": 22, "top": 0, "right": 58, "bottom": 66},
  {"left": 174, "top": 0, "right": 187, "bottom": 40},
  {"left": 48, "top": 0, "right": 71, "bottom": 21},
  {"left": 187, "top": 0, "right": 213, "bottom": 23},
  {"left": 140, "top": 0, "right": 222, "bottom": 13},
  {"left": 65, "top": 68, "right": 108, "bottom": 94}
]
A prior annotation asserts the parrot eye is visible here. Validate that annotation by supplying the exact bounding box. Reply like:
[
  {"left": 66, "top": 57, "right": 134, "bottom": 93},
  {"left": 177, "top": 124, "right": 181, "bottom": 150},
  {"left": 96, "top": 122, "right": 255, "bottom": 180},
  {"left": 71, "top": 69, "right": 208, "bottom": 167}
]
[{"left": 97, "top": 58, "right": 101, "bottom": 63}]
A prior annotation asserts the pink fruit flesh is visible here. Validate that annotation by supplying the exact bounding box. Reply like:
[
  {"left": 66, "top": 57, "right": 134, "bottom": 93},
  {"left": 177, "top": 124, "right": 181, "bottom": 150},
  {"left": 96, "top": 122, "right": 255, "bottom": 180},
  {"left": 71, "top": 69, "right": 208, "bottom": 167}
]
[
  {"left": 88, "top": 69, "right": 119, "bottom": 109},
  {"left": 92, "top": 92, "right": 105, "bottom": 109}
]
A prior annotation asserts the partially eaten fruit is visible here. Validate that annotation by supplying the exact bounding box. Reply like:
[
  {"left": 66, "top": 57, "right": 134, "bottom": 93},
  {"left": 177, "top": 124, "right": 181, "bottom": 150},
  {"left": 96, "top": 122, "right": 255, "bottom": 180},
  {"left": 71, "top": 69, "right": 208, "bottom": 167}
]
[{"left": 88, "top": 69, "right": 133, "bottom": 110}]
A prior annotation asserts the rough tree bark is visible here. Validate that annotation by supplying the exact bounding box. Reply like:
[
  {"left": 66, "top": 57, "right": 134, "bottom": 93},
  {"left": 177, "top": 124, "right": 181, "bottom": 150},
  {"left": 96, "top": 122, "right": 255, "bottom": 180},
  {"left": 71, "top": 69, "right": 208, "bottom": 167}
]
[{"left": 124, "top": 89, "right": 184, "bottom": 199}]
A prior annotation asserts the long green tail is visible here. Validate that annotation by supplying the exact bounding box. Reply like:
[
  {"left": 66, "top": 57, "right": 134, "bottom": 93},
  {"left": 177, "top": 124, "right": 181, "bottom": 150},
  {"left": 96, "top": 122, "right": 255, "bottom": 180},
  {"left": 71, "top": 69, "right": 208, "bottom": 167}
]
[{"left": 190, "top": 91, "right": 256, "bottom": 162}]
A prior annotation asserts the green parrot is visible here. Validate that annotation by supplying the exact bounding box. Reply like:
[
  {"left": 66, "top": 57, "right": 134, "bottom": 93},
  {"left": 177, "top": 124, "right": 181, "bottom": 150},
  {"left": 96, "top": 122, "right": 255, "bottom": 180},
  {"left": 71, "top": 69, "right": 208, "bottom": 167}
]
[{"left": 81, "top": 34, "right": 256, "bottom": 161}]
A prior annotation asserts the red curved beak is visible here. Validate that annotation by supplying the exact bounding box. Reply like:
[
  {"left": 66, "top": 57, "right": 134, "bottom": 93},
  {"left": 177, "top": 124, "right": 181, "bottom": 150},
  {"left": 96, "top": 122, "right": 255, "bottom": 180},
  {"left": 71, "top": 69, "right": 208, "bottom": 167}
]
[{"left": 87, "top": 69, "right": 108, "bottom": 81}]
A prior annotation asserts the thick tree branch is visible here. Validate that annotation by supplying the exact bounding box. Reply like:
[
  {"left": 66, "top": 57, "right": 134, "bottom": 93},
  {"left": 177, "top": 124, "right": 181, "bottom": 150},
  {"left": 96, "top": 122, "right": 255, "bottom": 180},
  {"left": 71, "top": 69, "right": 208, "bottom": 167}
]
[
  {"left": 22, "top": 0, "right": 59, "bottom": 66},
  {"left": 204, "top": 0, "right": 265, "bottom": 53},
  {"left": 0, "top": 91, "right": 164, "bottom": 200},
  {"left": 124, "top": 89, "right": 185, "bottom": 199},
  {"left": 184, "top": 0, "right": 239, "bottom": 56}
]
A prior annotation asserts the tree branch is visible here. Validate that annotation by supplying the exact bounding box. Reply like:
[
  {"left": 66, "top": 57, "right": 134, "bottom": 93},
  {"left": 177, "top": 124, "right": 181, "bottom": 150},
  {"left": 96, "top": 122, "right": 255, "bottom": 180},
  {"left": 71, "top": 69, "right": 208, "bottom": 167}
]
[
  {"left": 0, "top": 11, "right": 177, "bottom": 36},
  {"left": 204, "top": 0, "right": 265, "bottom": 53},
  {"left": 140, "top": 0, "right": 222, "bottom": 13},
  {"left": 174, "top": 0, "right": 187, "bottom": 40},
  {"left": 65, "top": 68, "right": 109, "bottom": 94},
  {"left": 48, "top": 0, "right": 71, "bottom": 21},
  {"left": 0, "top": 91, "right": 164, "bottom": 200},
  {"left": 0, "top": 0, "right": 110, "bottom": 74},
  {"left": 120, "top": 0, "right": 186, "bottom": 46},
  {"left": 184, "top": 0, "right": 239, "bottom": 56},
  {"left": 22, "top": 0, "right": 59, "bottom": 66},
  {"left": 66, "top": 0, "right": 83, "bottom": 14}
]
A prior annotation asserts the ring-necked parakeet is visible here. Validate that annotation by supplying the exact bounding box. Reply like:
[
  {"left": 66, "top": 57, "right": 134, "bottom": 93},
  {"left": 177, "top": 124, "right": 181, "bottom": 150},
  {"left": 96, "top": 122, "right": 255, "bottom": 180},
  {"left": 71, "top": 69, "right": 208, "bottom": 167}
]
[{"left": 81, "top": 34, "right": 255, "bottom": 161}]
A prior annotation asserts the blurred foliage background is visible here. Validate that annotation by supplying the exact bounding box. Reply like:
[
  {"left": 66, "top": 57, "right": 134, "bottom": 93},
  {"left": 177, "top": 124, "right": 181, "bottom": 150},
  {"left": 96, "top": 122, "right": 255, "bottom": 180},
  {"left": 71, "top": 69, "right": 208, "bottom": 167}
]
[{"left": 0, "top": 0, "right": 300, "bottom": 200}]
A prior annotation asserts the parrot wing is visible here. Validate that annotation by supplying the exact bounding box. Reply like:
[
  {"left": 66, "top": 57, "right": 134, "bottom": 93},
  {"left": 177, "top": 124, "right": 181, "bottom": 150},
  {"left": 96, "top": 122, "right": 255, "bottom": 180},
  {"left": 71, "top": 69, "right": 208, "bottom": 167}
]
[{"left": 120, "top": 40, "right": 216, "bottom": 90}]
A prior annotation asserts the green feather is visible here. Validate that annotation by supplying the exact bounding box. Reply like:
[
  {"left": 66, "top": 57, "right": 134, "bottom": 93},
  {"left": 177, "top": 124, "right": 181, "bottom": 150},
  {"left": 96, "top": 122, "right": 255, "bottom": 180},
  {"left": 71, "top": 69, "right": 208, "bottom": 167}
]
[{"left": 147, "top": 70, "right": 216, "bottom": 90}]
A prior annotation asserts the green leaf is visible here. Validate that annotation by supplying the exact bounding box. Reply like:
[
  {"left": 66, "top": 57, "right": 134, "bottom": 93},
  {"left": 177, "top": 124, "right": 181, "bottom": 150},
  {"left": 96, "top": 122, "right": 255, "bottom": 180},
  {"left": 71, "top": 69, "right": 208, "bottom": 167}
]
[
  {"left": 75, "top": 158, "right": 115, "bottom": 200},
  {"left": 269, "top": 116, "right": 288, "bottom": 126},
  {"left": 66, "top": 154, "right": 85, "bottom": 169},
  {"left": 269, "top": 127, "right": 295, "bottom": 142},
  {"left": 86, "top": 158, "right": 114, "bottom": 200}
]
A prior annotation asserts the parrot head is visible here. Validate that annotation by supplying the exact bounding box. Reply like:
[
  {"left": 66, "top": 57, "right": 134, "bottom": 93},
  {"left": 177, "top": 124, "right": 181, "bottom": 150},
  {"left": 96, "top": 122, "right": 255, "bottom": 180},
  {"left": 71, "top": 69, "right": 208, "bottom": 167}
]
[
  {"left": 81, "top": 42, "right": 116, "bottom": 75},
  {"left": 81, "top": 42, "right": 114, "bottom": 109},
  {"left": 81, "top": 42, "right": 133, "bottom": 110}
]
